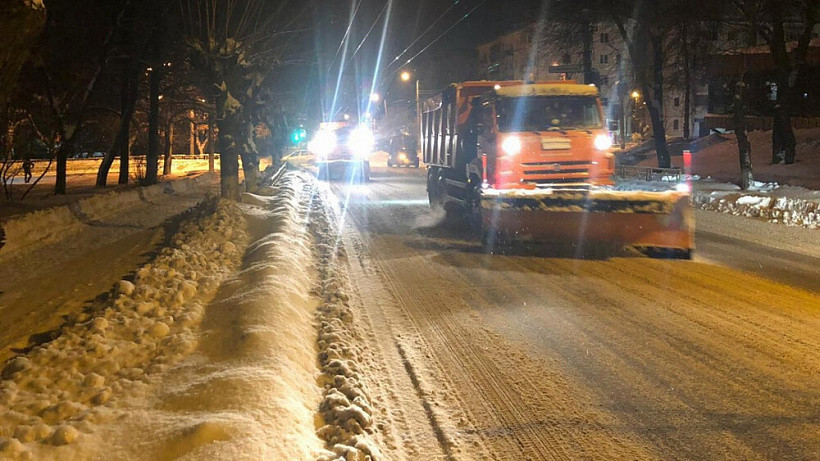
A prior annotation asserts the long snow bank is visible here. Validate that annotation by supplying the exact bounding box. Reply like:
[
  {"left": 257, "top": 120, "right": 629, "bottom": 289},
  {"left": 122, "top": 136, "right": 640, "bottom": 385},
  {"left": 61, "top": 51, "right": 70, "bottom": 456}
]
[
  {"left": 693, "top": 181, "right": 819, "bottom": 229},
  {"left": 615, "top": 177, "right": 819, "bottom": 229},
  {"left": 121, "top": 172, "right": 327, "bottom": 459},
  {"left": 0, "top": 174, "right": 214, "bottom": 258},
  {"left": 310, "top": 182, "right": 381, "bottom": 461},
  {"left": 0, "top": 197, "right": 246, "bottom": 459}
]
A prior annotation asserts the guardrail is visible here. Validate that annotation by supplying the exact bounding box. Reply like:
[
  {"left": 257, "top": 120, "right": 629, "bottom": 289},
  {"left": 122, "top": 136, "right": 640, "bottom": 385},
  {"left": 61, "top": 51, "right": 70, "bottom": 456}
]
[{"left": 614, "top": 165, "right": 682, "bottom": 182}]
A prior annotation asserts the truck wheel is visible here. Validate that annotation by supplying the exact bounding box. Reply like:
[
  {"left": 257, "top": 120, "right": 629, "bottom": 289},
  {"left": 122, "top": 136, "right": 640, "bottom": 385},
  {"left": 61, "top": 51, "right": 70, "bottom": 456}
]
[
  {"left": 427, "top": 169, "right": 438, "bottom": 207},
  {"left": 646, "top": 248, "right": 692, "bottom": 260},
  {"left": 467, "top": 181, "right": 483, "bottom": 232}
]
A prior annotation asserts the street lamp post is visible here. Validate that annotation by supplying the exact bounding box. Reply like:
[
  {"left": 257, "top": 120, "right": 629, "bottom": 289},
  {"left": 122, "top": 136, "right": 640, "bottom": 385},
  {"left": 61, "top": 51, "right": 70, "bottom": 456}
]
[{"left": 415, "top": 78, "right": 421, "bottom": 154}]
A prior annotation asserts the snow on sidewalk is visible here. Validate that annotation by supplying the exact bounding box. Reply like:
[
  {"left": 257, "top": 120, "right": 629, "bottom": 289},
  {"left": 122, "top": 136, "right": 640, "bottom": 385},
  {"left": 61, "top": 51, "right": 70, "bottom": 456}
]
[
  {"left": 693, "top": 181, "right": 820, "bottom": 229},
  {"left": 615, "top": 178, "right": 820, "bottom": 229},
  {"left": 0, "top": 198, "right": 247, "bottom": 459}
]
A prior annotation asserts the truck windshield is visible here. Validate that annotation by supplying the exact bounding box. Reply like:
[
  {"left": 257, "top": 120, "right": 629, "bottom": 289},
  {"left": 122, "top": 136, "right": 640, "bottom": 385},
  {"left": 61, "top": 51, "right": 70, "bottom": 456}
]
[{"left": 496, "top": 96, "right": 602, "bottom": 132}]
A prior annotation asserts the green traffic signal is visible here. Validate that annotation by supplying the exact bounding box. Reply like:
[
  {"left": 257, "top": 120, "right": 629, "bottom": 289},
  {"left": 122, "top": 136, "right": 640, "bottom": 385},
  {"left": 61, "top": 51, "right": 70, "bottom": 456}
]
[{"left": 291, "top": 128, "right": 307, "bottom": 144}]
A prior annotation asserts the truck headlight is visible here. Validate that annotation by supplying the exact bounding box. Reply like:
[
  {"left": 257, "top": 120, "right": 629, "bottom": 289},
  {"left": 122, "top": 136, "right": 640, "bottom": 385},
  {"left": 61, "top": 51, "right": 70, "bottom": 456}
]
[
  {"left": 501, "top": 136, "right": 521, "bottom": 155},
  {"left": 308, "top": 130, "right": 337, "bottom": 157},
  {"left": 594, "top": 134, "right": 613, "bottom": 151},
  {"left": 347, "top": 126, "right": 375, "bottom": 158}
]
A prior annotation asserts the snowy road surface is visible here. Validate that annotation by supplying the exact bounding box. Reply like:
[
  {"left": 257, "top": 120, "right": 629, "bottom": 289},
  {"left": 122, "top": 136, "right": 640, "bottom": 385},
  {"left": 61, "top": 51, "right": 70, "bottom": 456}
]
[{"left": 329, "top": 167, "right": 820, "bottom": 459}]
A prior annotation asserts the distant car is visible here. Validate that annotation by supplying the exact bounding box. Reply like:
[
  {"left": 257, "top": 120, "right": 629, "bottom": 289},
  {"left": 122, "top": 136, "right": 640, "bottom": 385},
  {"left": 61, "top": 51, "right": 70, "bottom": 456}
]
[
  {"left": 386, "top": 134, "right": 420, "bottom": 168},
  {"left": 282, "top": 149, "right": 315, "bottom": 167},
  {"left": 387, "top": 149, "right": 420, "bottom": 168},
  {"left": 91, "top": 152, "right": 105, "bottom": 158}
]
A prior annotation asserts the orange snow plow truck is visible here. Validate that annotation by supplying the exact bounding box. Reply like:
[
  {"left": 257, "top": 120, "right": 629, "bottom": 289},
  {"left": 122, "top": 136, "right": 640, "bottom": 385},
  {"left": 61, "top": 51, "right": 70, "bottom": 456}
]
[{"left": 422, "top": 81, "right": 693, "bottom": 257}]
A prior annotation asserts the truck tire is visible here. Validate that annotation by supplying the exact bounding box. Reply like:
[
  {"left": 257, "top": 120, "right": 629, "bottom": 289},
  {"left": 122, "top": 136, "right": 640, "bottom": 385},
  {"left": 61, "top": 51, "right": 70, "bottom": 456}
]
[
  {"left": 646, "top": 247, "right": 692, "bottom": 260},
  {"left": 466, "top": 180, "right": 483, "bottom": 232}
]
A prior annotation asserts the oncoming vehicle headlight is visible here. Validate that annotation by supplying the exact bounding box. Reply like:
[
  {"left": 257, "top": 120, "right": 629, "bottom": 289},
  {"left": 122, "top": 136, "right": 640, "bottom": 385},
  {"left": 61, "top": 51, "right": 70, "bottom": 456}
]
[
  {"left": 308, "top": 130, "right": 337, "bottom": 157},
  {"left": 501, "top": 136, "right": 521, "bottom": 155},
  {"left": 347, "top": 126, "right": 375, "bottom": 158},
  {"left": 594, "top": 134, "right": 613, "bottom": 151}
]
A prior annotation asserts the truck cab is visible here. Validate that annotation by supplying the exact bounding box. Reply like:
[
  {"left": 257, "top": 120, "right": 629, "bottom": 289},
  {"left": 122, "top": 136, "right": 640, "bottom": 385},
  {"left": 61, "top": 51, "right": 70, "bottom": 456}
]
[
  {"left": 422, "top": 81, "right": 615, "bottom": 211},
  {"left": 473, "top": 83, "right": 615, "bottom": 190}
]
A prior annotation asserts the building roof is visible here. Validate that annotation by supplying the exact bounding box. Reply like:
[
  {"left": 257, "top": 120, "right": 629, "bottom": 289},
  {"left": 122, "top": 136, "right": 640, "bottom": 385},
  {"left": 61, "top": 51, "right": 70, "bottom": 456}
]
[{"left": 495, "top": 83, "right": 599, "bottom": 97}]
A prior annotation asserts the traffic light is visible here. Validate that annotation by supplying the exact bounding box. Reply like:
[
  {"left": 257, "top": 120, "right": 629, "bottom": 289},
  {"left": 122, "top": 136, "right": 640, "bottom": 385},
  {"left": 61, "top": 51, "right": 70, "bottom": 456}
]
[{"left": 290, "top": 127, "right": 307, "bottom": 144}]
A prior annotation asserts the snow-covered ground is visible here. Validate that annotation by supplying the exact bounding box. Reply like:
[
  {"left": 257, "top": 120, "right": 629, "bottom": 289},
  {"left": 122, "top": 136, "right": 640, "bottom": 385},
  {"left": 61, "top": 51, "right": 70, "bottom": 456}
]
[
  {"left": 615, "top": 178, "right": 820, "bottom": 229},
  {"left": 693, "top": 180, "right": 819, "bottom": 229},
  {"left": 0, "top": 171, "right": 382, "bottom": 460}
]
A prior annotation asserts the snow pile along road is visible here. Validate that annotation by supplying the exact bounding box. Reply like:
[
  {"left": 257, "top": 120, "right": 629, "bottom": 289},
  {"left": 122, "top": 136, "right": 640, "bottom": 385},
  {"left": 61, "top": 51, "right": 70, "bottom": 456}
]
[
  {"left": 109, "top": 172, "right": 327, "bottom": 459},
  {"left": 310, "top": 183, "right": 381, "bottom": 461},
  {"left": 0, "top": 169, "right": 384, "bottom": 459},
  {"left": 0, "top": 197, "right": 246, "bottom": 459},
  {"left": 693, "top": 181, "right": 820, "bottom": 229},
  {"left": 615, "top": 177, "right": 819, "bottom": 229}
]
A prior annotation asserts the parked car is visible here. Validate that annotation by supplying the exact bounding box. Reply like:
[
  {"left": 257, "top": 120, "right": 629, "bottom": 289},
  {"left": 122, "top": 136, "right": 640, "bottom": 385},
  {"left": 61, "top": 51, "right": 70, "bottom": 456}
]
[{"left": 282, "top": 149, "right": 315, "bottom": 167}]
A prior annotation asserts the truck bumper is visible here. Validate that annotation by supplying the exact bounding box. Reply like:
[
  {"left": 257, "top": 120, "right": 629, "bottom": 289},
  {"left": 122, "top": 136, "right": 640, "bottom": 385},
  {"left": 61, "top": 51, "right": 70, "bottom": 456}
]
[{"left": 480, "top": 189, "right": 694, "bottom": 251}]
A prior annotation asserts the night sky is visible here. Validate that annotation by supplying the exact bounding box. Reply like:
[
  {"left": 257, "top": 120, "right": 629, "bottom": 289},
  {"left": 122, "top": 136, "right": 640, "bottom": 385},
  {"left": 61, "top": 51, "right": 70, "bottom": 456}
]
[{"left": 313, "top": 0, "right": 542, "bottom": 119}]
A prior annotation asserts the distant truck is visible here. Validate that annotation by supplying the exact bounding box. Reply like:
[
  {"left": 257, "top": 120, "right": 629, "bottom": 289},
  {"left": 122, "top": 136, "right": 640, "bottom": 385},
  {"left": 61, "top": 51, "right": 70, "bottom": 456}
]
[
  {"left": 422, "top": 80, "right": 693, "bottom": 256},
  {"left": 308, "top": 120, "right": 372, "bottom": 182}
]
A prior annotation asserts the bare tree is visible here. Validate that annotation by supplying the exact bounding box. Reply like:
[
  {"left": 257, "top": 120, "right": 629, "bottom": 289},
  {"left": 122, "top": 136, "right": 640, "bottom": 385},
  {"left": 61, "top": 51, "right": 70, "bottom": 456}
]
[
  {"left": 733, "top": 0, "right": 818, "bottom": 164},
  {"left": 181, "top": 0, "right": 307, "bottom": 199},
  {"left": 0, "top": 0, "right": 46, "bottom": 111}
]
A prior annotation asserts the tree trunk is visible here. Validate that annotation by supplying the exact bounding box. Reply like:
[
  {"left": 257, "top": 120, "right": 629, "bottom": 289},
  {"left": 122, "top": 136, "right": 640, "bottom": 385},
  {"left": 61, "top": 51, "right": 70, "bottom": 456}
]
[
  {"left": 648, "top": 34, "right": 671, "bottom": 168},
  {"left": 118, "top": 131, "right": 130, "bottom": 184},
  {"left": 189, "top": 118, "right": 196, "bottom": 157},
  {"left": 733, "top": 81, "right": 753, "bottom": 190},
  {"left": 144, "top": 61, "right": 161, "bottom": 185},
  {"left": 97, "top": 99, "right": 136, "bottom": 186},
  {"left": 217, "top": 113, "right": 241, "bottom": 199},
  {"left": 164, "top": 118, "right": 173, "bottom": 175},
  {"left": 240, "top": 149, "right": 259, "bottom": 192},
  {"left": 682, "top": 21, "right": 691, "bottom": 140},
  {"left": 54, "top": 142, "right": 71, "bottom": 194},
  {"left": 208, "top": 112, "right": 215, "bottom": 172},
  {"left": 98, "top": 47, "right": 138, "bottom": 186},
  {"left": 774, "top": 103, "right": 796, "bottom": 164}
]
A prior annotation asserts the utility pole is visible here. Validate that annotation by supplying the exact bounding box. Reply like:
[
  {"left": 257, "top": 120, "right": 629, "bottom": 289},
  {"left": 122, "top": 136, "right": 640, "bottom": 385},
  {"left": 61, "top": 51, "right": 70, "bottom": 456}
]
[{"left": 416, "top": 79, "right": 421, "bottom": 155}]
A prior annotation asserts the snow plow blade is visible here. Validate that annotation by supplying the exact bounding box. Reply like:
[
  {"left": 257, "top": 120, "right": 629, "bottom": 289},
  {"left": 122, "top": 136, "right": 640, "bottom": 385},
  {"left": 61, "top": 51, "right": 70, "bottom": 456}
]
[{"left": 480, "top": 189, "right": 694, "bottom": 252}]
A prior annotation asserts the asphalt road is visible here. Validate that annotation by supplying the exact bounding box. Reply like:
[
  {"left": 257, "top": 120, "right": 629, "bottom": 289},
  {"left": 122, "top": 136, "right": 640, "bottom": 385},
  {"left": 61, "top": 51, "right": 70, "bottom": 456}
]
[{"left": 328, "top": 166, "right": 820, "bottom": 460}]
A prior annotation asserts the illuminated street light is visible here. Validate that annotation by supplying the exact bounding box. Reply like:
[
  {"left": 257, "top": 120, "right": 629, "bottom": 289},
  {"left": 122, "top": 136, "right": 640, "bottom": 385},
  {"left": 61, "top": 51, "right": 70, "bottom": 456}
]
[
  {"left": 631, "top": 90, "right": 640, "bottom": 99},
  {"left": 370, "top": 93, "right": 381, "bottom": 102},
  {"left": 400, "top": 71, "right": 411, "bottom": 82}
]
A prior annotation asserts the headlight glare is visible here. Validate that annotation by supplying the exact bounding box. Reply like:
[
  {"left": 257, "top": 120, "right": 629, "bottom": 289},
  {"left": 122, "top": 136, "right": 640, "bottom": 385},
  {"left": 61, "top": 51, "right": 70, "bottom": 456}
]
[
  {"left": 308, "top": 130, "right": 337, "bottom": 156},
  {"left": 501, "top": 136, "right": 522, "bottom": 155},
  {"left": 594, "top": 134, "right": 613, "bottom": 151},
  {"left": 347, "top": 126, "right": 375, "bottom": 158}
]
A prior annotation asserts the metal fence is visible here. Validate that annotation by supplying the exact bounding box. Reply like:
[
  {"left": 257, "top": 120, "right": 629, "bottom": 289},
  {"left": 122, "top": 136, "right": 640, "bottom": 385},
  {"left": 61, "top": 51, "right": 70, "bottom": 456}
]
[{"left": 614, "top": 165, "right": 682, "bottom": 182}]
